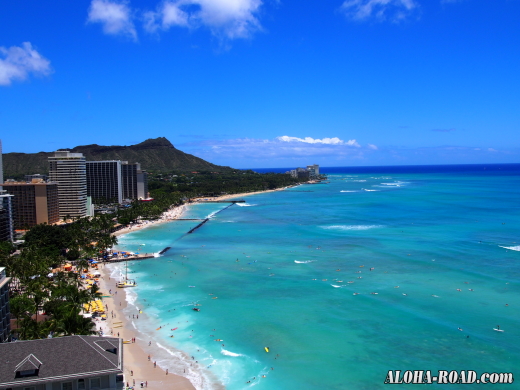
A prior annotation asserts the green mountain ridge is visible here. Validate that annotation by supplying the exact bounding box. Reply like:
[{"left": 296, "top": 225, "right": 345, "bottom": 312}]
[{"left": 3, "top": 137, "right": 234, "bottom": 178}]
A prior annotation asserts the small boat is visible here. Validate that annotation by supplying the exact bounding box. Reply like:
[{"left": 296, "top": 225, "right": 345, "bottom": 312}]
[{"left": 117, "top": 261, "right": 137, "bottom": 288}]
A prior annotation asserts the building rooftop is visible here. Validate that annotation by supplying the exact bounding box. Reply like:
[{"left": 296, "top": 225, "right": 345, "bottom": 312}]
[{"left": 0, "top": 336, "right": 122, "bottom": 388}]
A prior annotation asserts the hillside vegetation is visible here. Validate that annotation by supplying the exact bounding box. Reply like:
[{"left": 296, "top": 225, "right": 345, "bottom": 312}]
[{"left": 3, "top": 137, "right": 233, "bottom": 178}]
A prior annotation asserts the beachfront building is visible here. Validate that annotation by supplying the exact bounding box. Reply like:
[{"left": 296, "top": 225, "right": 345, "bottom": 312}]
[
  {"left": 286, "top": 165, "right": 319, "bottom": 179},
  {"left": 0, "top": 336, "right": 124, "bottom": 389},
  {"left": 0, "top": 193, "right": 14, "bottom": 242},
  {"left": 121, "top": 162, "right": 148, "bottom": 200},
  {"left": 307, "top": 164, "right": 320, "bottom": 178},
  {"left": 0, "top": 267, "right": 11, "bottom": 343},
  {"left": 48, "top": 151, "right": 87, "bottom": 219},
  {"left": 86, "top": 161, "right": 123, "bottom": 204},
  {"left": 0, "top": 139, "right": 3, "bottom": 192},
  {"left": 2, "top": 181, "right": 60, "bottom": 229}
]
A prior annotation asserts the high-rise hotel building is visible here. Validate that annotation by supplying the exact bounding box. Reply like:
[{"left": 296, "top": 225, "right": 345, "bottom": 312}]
[
  {"left": 0, "top": 139, "right": 14, "bottom": 242},
  {"left": 0, "top": 139, "right": 3, "bottom": 191},
  {"left": 49, "top": 151, "right": 87, "bottom": 219},
  {"left": 0, "top": 267, "right": 11, "bottom": 343},
  {"left": 121, "top": 162, "right": 148, "bottom": 200},
  {"left": 2, "top": 181, "right": 59, "bottom": 229},
  {"left": 86, "top": 161, "right": 123, "bottom": 204}
]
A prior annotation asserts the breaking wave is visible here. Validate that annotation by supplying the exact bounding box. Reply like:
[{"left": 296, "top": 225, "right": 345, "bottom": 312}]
[
  {"left": 321, "top": 225, "right": 384, "bottom": 231},
  {"left": 500, "top": 245, "right": 520, "bottom": 251}
]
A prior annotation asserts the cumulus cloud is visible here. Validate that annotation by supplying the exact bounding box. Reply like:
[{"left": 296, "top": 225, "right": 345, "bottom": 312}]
[
  {"left": 0, "top": 42, "right": 52, "bottom": 86},
  {"left": 144, "top": 0, "right": 263, "bottom": 39},
  {"left": 340, "top": 0, "right": 419, "bottom": 22},
  {"left": 276, "top": 135, "right": 358, "bottom": 146},
  {"left": 87, "top": 0, "right": 137, "bottom": 40}
]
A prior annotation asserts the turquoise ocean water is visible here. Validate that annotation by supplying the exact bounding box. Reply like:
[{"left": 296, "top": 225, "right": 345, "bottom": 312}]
[{"left": 111, "top": 165, "right": 520, "bottom": 390}]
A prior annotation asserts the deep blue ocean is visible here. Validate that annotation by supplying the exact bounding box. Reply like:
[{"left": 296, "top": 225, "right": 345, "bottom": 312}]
[{"left": 112, "top": 164, "right": 520, "bottom": 390}]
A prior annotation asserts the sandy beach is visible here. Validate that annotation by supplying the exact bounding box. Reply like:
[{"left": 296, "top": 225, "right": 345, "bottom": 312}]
[
  {"left": 93, "top": 265, "right": 196, "bottom": 390},
  {"left": 113, "top": 204, "right": 188, "bottom": 237}
]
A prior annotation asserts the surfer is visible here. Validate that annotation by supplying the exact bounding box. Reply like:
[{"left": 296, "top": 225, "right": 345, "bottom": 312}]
[{"left": 497, "top": 325, "right": 500, "bottom": 330}]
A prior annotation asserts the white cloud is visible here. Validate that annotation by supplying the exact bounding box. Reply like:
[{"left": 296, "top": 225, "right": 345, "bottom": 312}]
[
  {"left": 182, "top": 136, "right": 375, "bottom": 163},
  {"left": 340, "top": 0, "right": 419, "bottom": 22},
  {"left": 144, "top": 0, "right": 263, "bottom": 39},
  {"left": 368, "top": 144, "right": 378, "bottom": 150},
  {"left": 0, "top": 42, "right": 52, "bottom": 86},
  {"left": 277, "top": 135, "right": 360, "bottom": 146},
  {"left": 144, "top": 2, "right": 189, "bottom": 33},
  {"left": 87, "top": 0, "right": 137, "bottom": 40}
]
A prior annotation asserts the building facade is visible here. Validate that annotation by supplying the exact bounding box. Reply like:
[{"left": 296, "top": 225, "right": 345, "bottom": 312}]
[
  {"left": 0, "top": 267, "right": 10, "bottom": 343},
  {"left": 48, "top": 151, "right": 87, "bottom": 219},
  {"left": 0, "top": 194, "right": 14, "bottom": 242},
  {"left": 0, "top": 140, "right": 3, "bottom": 191},
  {"left": 2, "top": 182, "right": 59, "bottom": 229},
  {"left": 121, "top": 162, "right": 148, "bottom": 200},
  {"left": 86, "top": 161, "right": 123, "bottom": 204},
  {"left": 306, "top": 164, "right": 320, "bottom": 178}
]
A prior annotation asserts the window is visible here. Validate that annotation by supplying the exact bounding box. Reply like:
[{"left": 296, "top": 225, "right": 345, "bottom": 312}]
[
  {"left": 23, "top": 387, "right": 35, "bottom": 390},
  {"left": 61, "top": 382, "right": 72, "bottom": 390},
  {"left": 18, "top": 369, "right": 37, "bottom": 377},
  {"left": 90, "top": 377, "right": 101, "bottom": 389},
  {"left": 78, "top": 379, "right": 85, "bottom": 390}
]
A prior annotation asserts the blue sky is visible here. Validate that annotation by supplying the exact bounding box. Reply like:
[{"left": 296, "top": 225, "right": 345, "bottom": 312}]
[{"left": 1, "top": 0, "right": 519, "bottom": 168}]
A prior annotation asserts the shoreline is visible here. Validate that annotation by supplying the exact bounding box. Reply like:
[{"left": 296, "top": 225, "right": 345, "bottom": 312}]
[
  {"left": 102, "top": 184, "right": 301, "bottom": 389},
  {"left": 95, "top": 264, "right": 197, "bottom": 389},
  {"left": 112, "top": 184, "right": 299, "bottom": 239}
]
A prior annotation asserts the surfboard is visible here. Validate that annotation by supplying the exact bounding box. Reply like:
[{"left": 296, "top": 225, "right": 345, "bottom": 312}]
[
  {"left": 265, "top": 347, "right": 269, "bottom": 353},
  {"left": 493, "top": 328, "right": 504, "bottom": 332}
]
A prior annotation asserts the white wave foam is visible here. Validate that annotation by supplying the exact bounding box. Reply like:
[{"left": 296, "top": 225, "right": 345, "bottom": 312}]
[
  {"left": 321, "top": 225, "right": 383, "bottom": 231},
  {"left": 207, "top": 210, "right": 219, "bottom": 219},
  {"left": 363, "top": 189, "right": 379, "bottom": 192},
  {"left": 294, "top": 260, "right": 315, "bottom": 264},
  {"left": 221, "top": 349, "right": 244, "bottom": 357},
  {"left": 500, "top": 245, "right": 520, "bottom": 251},
  {"left": 331, "top": 285, "right": 342, "bottom": 288},
  {"left": 349, "top": 180, "right": 366, "bottom": 182},
  {"left": 237, "top": 203, "right": 256, "bottom": 207},
  {"left": 340, "top": 190, "right": 358, "bottom": 193},
  {"left": 155, "top": 342, "right": 216, "bottom": 390}
]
